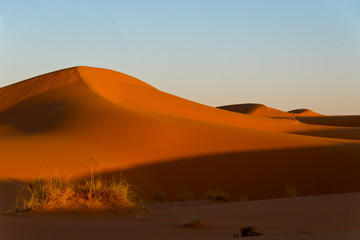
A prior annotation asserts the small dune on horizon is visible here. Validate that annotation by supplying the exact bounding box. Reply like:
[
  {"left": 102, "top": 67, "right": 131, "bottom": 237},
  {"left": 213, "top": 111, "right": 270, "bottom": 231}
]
[
  {"left": 217, "top": 103, "right": 323, "bottom": 117},
  {"left": 0, "top": 66, "right": 360, "bottom": 202},
  {"left": 288, "top": 108, "right": 323, "bottom": 116}
]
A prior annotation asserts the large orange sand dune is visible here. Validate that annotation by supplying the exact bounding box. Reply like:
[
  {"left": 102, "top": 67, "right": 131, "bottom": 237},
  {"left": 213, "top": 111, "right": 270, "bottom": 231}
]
[{"left": 0, "top": 66, "right": 359, "bottom": 200}]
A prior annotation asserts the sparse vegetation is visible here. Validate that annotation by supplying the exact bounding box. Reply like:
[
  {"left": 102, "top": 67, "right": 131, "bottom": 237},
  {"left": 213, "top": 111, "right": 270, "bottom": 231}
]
[
  {"left": 206, "top": 189, "right": 229, "bottom": 202},
  {"left": 15, "top": 174, "right": 140, "bottom": 213},
  {"left": 177, "top": 190, "right": 193, "bottom": 201},
  {"left": 154, "top": 192, "right": 167, "bottom": 203},
  {"left": 233, "top": 226, "right": 262, "bottom": 238},
  {"left": 136, "top": 203, "right": 146, "bottom": 219},
  {"left": 239, "top": 195, "right": 248, "bottom": 202},
  {"left": 285, "top": 186, "right": 297, "bottom": 197}
]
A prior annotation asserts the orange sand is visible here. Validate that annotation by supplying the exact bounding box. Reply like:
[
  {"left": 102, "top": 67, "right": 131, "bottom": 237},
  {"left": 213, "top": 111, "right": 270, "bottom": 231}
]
[
  {"left": 1, "top": 188, "right": 360, "bottom": 239},
  {"left": 0, "top": 66, "right": 359, "bottom": 201},
  {"left": 288, "top": 108, "right": 323, "bottom": 116},
  {"left": 218, "top": 103, "right": 322, "bottom": 117}
]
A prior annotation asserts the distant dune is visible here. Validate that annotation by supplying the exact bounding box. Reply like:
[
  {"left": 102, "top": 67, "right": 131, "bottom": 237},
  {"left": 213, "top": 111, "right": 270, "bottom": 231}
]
[
  {"left": 218, "top": 103, "right": 322, "bottom": 117},
  {"left": 217, "top": 103, "right": 292, "bottom": 117},
  {"left": 0, "top": 66, "right": 359, "bottom": 201},
  {"left": 288, "top": 108, "right": 323, "bottom": 116}
]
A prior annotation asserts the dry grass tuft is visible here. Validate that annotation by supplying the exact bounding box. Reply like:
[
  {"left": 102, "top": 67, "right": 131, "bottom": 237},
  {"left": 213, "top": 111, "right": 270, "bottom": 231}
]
[
  {"left": 15, "top": 174, "right": 140, "bottom": 213},
  {"left": 177, "top": 190, "right": 193, "bottom": 201},
  {"left": 233, "top": 226, "right": 262, "bottom": 238},
  {"left": 154, "top": 192, "right": 167, "bottom": 203},
  {"left": 206, "top": 189, "right": 230, "bottom": 202},
  {"left": 285, "top": 186, "right": 297, "bottom": 197}
]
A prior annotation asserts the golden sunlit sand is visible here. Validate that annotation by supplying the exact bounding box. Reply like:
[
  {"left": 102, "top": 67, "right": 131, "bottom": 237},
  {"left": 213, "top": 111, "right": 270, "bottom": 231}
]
[{"left": 1, "top": 66, "right": 359, "bottom": 239}]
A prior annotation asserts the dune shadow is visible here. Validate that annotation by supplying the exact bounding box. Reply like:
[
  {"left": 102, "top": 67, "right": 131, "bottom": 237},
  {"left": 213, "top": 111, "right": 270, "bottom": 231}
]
[
  {"left": 291, "top": 128, "right": 360, "bottom": 140},
  {"left": 99, "top": 143, "right": 360, "bottom": 201},
  {"left": 296, "top": 116, "right": 360, "bottom": 127},
  {"left": 0, "top": 100, "right": 70, "bottom": 134},
  {"left": 0, "top": 180, "right": 24, "bottom": 212}
]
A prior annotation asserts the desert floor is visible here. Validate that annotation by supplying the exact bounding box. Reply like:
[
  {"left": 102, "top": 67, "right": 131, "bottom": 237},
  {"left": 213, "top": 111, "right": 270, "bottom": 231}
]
[{"left": 1, "top": 180, "right": 359, "bottom": 240}]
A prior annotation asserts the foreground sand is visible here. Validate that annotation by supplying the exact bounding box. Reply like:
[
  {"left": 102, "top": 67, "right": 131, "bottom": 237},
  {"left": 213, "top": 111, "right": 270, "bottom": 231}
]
[{"left": 1, "top": 189, "right": 360, "bottom": 240}]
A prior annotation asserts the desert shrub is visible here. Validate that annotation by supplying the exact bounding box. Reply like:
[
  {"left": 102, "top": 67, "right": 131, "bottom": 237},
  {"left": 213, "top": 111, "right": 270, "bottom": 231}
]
[
  {"left": 15, "top": 174, "right": 140, "bottom": 212},
  {"left": 177, "top": 190, "right": 193, "bottom": 201},
  {"left": 206, "top": 189, "right": 230, "bottom": 202},
  {"left": 285, "top": 186, "right": 297, "bottom": 197},
  {"left": 233, "top": 226, "right": 261, "bottom": 238},
  {"left": 154, "top": 192, "right": 167, "bottom": 203},
  {"left": 239, "top": 195, "right": 248, "bottom": 202}
]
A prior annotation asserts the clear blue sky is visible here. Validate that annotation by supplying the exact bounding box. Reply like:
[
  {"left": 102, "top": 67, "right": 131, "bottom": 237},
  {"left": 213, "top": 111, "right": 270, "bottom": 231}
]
[{"left": 0, "top": 0, "right": 359, "bottom": 115}]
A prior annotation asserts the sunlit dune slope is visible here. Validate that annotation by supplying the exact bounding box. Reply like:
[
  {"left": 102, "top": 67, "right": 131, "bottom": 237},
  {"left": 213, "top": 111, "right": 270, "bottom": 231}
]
[{"left": 0, "top": 66, "right": 359, "bottom": 195}]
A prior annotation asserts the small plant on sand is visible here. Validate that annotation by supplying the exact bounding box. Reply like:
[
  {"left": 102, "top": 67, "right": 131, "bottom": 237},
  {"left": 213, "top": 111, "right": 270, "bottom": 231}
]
[
  {"left": 15, "top": 174, "right": 140, "bottom": 213},
  {"left": 135, "top": 201, "right": 146, "bottom": 219},
  {"left": 177, "top": 190, "right": 193, "bottom": 201},
  {"left": 206, "top": 189, "right": 230, "bottom": 202},
  {"left": 285, "top": 186, "right": 297, "bottom": 197},
  {"left": 239, "top": 195, "right": 248, "bottom": 202},
  {"left": 154, "top": 192, "right": 167, "bottom": 203},
  {"left": 183, "top": 217, "right": 208, "bottom": 228},
  {"left": 233, "top": 226, "right": 262, "bottom": 238}
]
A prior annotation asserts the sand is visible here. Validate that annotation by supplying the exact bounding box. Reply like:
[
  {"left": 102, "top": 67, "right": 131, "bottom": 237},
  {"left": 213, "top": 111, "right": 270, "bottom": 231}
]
[
  {"left": 1, "top": 189, "right": 360, "bottom": 239},
  {"left": 0, "top": 66, "right": 359, "bottom": 239},
  {"left": 0, "top": 67, "right": 358, "bottom": 182},
  {"left": 288, "top": 108, "right": 323, "bottom": 116},
  {"left": 217, "top": 103, "right": 322, "bottom": 117}
]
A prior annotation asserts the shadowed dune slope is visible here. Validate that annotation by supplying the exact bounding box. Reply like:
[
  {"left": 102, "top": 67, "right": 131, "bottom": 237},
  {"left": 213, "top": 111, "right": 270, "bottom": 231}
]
[
  {"left": 0, "top": 66, "right": 359, "bottom": 201},
  {"left": 296, "top": 116, "right": 360, "bottom": 127},
  {"left": 218, "top": 103, "right": 293, "bottom": 118},
  {"left": 119, "top": 143, "right": 360, "bottom": 201},
  {"left": 288, "top": 108, "right": 323, "bottom": 116},
  {"left": 218, "top": 104, "right": 322, "bottom": 118}
]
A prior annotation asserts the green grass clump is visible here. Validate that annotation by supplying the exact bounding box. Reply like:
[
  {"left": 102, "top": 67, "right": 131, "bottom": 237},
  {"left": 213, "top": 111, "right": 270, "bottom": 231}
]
[
  {"left": 239, "top": 195, "right": 248, "bottom": 202},
  {"left": 15, "top": 174, "right": 140, "bottom": 213},
  {"left": 206, "top": 189, "right": 229, "bottom": 202},
  {"left": 285, "top": 186, "right": 297, "bottom": 197}
]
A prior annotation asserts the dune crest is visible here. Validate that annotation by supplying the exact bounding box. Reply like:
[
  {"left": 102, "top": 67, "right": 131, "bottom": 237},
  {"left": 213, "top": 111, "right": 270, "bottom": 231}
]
[{"left": 0, "top": 67, "right": 81, "bottom": 112}]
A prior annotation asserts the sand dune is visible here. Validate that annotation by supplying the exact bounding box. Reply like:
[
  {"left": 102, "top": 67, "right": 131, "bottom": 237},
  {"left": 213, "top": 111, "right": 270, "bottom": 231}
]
[
  {"left": 0, "top": 66, "right": 359, "bottom": 202},
  {"left": 288, "top": 108, "right": 323, "bottom": 116},
  {"left": 217, "top": 103, "right": 360, "bottom": 141},
  {"left": 218, "top": 103, "right": 322, "bottom": 117},
  {"left": 218, "top": 103, "right": 294, "bottom": 117}
]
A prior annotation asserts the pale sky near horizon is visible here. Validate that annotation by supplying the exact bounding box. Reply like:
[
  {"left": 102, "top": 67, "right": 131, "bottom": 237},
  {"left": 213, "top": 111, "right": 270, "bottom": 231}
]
[{"left": 0, "top": 0, "right": 359, "bottom": 115}]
